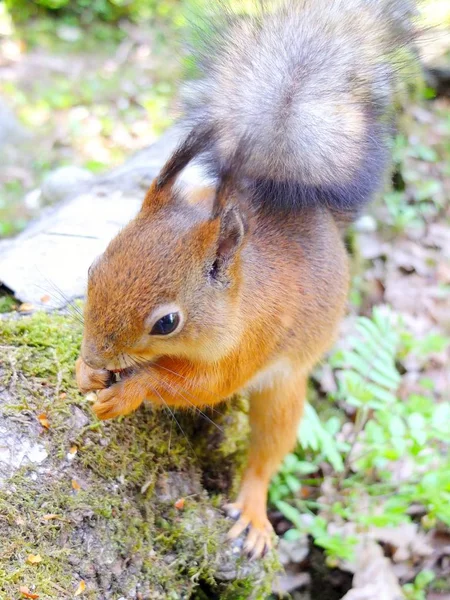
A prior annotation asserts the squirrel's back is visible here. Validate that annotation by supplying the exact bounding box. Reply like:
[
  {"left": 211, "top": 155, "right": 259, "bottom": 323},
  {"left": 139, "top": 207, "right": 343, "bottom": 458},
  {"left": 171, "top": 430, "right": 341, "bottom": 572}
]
[{"left": 182, "top": 0, "right": 417, "bottom": 217}]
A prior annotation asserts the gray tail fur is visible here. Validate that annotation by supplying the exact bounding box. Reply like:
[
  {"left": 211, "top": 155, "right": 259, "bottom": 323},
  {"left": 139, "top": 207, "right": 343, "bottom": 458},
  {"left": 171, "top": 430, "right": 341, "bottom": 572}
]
[{"left": 180, "top": 0, "right": 417, "bottom": 216}]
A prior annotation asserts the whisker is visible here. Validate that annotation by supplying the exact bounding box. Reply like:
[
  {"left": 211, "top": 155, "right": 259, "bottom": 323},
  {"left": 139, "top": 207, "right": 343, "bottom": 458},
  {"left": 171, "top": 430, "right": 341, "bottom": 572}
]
[
  {"left": 34, "top": 279, "right": 85, "bottom": 324},
  {"left": 129, "top": 355, "right": 147, "bottom": 370},
  {"left": 34, "top": 285, "right": 83, "bottom": 321},
  {"left": 39, "top": 275, "right": 85, "bottom": 320},
  {"left": 125, "top": 354, "right": 224, "bottom": 433},
  {"left": 128, "top": 355, "right": 214, "bottom": 454},
  {"left": 157, "top": 375, "right": 224, "bottom": 433},
  {"left": 128, "top": 355, "right": 227, "bottom": 433},
  {"left": 129, "top": 355, "right": 225, "bottom": 423},
  {"left": 146, "top": 377, "right": 197, "bottom": 458},
  {"left": 33, "top": 287, "right": 84, "bottom": 326},
  {"left": 152, "top": 362, "right": 226, "bottom": 413},
  {"left": 168, "top": 410, "right": 173, "bottom": 452}
]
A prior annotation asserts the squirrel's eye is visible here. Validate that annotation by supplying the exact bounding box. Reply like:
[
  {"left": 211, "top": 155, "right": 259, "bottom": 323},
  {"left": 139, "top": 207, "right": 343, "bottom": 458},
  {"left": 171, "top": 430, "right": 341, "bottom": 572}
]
[{"left": 150, "top": 312, "right": 180, "bottom": 336}]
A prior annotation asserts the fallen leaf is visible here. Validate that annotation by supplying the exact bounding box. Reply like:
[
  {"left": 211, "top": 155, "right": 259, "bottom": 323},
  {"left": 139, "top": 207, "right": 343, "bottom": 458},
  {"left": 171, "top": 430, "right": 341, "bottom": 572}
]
[
  {"left": 390, "top": 239, "right": 434, "bottom": 277},
  {"left": 371, "top": 523, "right": 433, "bottom": 562},
  {"left": 174, "top": 498, "right": 185, "bottom": 510},
  {"left": 19, "top": 303, "right": 34, "bottom": 313},
  {"left": 278, "top": 536, "right": 310, "bottom": 566},
  {"left": 341, "top": 540, "right": 404, "bottom": 600},
  {"left": 42, "top": 514, "right": 71, "bottom": 524},
  {"left": 37, "top": 413, "right": 50, "bottom": 429},
  {"left": 74, "top": 580, "right": 86, "bottom": 596},
  {"left": 40, "top": 295, "right": 51, "bottom": 303},
  {"left": 272, "top": 572, "right": 310, "bottom": 595},
  {"left": 26, "top": 554, "right": 42, "bottom": 564},
  {"left": 19, "top": 586, "right": 39, "bottom": 599},
  {"left": 72, "top": 479, "right": 81, "bottom": 492}
]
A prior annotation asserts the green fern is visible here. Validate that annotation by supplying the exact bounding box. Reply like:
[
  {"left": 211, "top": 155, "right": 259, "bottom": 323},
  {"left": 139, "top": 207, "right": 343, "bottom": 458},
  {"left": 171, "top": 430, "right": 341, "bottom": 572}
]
[
  {"left": 270, "top": 307, "right": 450, "bottom": 563},
  {"left": 331, "top": 308, "right": 401, "bottom": 409},
  {"left": 298, "top": 403, "right": 345, "bottom": 472}
]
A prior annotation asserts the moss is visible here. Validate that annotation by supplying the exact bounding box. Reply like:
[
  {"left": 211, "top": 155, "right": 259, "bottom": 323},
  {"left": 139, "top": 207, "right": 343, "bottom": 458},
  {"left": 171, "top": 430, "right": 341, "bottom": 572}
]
[
  {"left": 0, "top": 294, "right": 18, "bottom": 313},
  {"left": 0, "top": 310, "right": 279, "bottom": 599}
]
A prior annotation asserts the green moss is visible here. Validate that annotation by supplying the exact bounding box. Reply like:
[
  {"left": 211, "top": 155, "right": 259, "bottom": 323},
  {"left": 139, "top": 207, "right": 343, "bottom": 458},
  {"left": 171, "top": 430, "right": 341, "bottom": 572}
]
[
  {"left": 0, "top": 294, "right": 18, "bottom": 313},
  {"left": 0, "top": 310, "right": 279, "bottom": 598}
]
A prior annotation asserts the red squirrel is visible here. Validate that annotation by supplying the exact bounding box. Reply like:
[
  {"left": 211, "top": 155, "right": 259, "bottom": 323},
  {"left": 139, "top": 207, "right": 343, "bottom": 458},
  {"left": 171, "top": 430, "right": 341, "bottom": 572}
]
[{"left": 76, "top": 0, "right": 415, "bottom": 558}]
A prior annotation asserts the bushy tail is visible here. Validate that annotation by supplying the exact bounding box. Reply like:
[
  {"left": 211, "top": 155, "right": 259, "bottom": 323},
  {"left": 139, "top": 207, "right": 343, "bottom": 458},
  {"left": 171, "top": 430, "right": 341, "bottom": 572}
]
[{"left": 181, "top": 0, "right": 417, "bottom": 216}]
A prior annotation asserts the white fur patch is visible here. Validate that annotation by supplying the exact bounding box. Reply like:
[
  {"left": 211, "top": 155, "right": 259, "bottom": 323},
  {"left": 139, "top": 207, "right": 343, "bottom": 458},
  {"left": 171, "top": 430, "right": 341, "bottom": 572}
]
[{"left": 245, "top": 357, "right": 293, "bottom": 392}]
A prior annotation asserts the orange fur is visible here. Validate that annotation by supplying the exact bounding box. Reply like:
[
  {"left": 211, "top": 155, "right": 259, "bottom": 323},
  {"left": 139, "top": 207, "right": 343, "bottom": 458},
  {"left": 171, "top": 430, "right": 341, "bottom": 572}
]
[{"left": 77, "top": 175, "right": 349, "bottom": 557}]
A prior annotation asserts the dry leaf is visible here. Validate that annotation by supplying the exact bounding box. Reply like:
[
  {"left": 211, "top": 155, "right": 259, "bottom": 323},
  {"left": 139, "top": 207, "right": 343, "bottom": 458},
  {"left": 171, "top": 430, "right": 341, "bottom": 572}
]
[
  {"left": 74, "top": 580, "right": 86, "bottom": 596},
  {"left": 72, "top": 479, "right": 81, "bottom": 492},
  {"left": 26, "top": 554, "right": 42, "bottom": 564},
  {"left": 37, "top": 413, "right": 50, "bottom": 429},
  {"left": 341, "top": 540, "right": 404, "bottom": 600},
  {"left": 174, "top": 498, "right": 185, "bottom": 510},
  {"left": 42, "top": 514, "right": 71, "bottom": 524},
  {"left": 19, "top": 303, "right": 34, "bottom": 313},
  {"left": 370, "top": 523, "right": 433, "bottom": 563},
  {"left": 19, "top": 586, "right": 40, "bottom": 599},
  {"left": 40, "top": 295, "right": 51, "bottom": 303}
]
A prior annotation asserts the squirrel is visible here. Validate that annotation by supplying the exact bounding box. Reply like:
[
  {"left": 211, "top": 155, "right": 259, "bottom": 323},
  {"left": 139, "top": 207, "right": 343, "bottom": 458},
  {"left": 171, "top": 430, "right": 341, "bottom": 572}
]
[{"left": 76, "top": 0, "right": 415, "bottom": 558}]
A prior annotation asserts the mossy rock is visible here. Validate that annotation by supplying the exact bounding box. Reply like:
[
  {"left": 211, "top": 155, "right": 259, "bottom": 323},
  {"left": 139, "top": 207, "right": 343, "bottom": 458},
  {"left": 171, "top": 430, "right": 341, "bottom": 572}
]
[{"left": 0, "top": 310, "right": 279, "bottom": 599}]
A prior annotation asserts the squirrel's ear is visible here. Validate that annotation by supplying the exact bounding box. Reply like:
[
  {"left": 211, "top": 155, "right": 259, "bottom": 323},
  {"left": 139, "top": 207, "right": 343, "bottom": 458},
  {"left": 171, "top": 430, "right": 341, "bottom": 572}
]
[
  {"left": 218, "top": 206, "right": 246, "bottom": 260},
  {"left": 210, "top": 170, "right": 248, "bottom": 275},
  {"left": 210, "top": 204, "right": 247, "bottom": 284}
]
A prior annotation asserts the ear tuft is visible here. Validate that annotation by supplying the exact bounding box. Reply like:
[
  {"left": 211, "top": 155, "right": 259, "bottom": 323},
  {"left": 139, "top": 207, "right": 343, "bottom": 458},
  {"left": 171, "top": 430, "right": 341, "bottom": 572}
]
[{"left": 156, "top": 125, "right": 214, "bottom": 191}]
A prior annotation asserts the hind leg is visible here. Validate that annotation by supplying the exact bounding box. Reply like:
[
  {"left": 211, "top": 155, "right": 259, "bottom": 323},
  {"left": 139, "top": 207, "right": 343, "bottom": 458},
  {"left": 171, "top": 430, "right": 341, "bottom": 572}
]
[{"left": 225, "top": 369, "right": 307, "bottom": 558}]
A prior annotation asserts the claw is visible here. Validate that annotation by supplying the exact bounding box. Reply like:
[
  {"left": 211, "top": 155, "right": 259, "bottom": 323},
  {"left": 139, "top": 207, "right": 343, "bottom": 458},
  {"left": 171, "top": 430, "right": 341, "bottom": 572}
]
[
  {"left": 224, "top": 503, "right": 242, "bottom": 520},
  {"left": 223, "top": 500, "right": 274, "bottom": 560}
]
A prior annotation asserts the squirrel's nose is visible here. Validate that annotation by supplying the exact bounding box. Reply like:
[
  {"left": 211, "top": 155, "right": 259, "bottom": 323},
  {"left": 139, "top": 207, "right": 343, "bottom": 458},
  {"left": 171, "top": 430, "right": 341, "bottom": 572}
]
[{"left": 81, "top": 339, "right": 107, "bottom": 370}]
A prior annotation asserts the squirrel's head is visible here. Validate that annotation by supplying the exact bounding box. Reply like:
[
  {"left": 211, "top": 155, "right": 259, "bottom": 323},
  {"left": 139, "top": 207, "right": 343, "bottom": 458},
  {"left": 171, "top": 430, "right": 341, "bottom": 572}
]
[{"left": 81, "top": 132, "right": 249, "bottom": 372}]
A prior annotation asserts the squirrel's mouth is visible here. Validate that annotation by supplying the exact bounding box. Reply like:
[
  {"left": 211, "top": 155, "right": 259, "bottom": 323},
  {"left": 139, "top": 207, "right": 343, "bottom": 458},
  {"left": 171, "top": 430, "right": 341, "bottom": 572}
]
[
  {"left": 110, "top": 367, "right": 136, "bottom": 382},
  {"left": 106, "top": 359, "right": 153, "bottom": 383}
]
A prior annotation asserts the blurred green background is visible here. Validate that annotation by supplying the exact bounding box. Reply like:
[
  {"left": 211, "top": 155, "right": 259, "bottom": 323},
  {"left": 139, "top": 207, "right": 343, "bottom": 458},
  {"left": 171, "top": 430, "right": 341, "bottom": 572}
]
[{"left": 0, "top": 0, "right": 186, "bottom": 236}]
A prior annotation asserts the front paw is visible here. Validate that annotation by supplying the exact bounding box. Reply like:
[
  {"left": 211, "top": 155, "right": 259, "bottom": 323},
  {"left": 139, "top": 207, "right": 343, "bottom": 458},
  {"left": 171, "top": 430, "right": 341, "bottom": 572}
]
[
  {"left": 76, "top": 357, "right": 113, "bottom": 394},
  {"left": 93, "top": 380, "right": 144, "bottom": 420}
]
